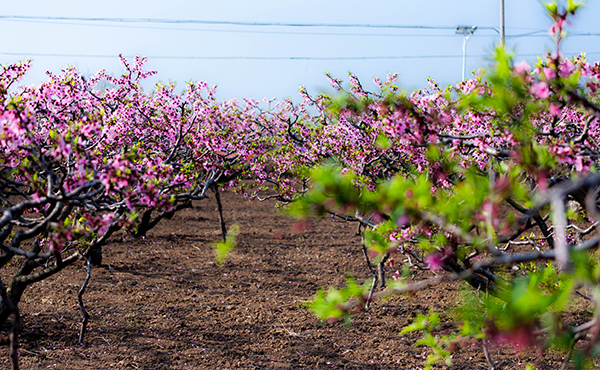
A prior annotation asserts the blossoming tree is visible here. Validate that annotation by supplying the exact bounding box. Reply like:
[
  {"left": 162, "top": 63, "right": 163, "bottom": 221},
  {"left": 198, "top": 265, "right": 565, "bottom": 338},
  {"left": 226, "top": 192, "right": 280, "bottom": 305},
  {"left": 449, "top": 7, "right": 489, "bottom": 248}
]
[
  {"left": 0, "top": 54, "right": 303, "bottom": 369},
  {"left": 294, "top": 2, "right": 600, "bottom": 368}
]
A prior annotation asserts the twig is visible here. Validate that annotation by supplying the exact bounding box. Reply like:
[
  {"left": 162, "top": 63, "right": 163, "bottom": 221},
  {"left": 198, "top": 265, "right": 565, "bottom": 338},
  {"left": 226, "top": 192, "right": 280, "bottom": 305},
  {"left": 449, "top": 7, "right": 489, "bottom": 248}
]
[
  {"left": 0, "top": 278, "right": 19, "bottom": 370},
  {"left": 377, "top": 253, "right": 389, "bottom": 288},
  {"left": 20, "top": 348, "right": 40, "bottom": 357},
  {"left": 361, "top": 231, "right": 378, "bottom": 310},
  {"left": 420, "top": 211, "right": 474, "bottom": 245},
  {"left": 276, "top": 320, "right": 309, "bottom": 337},
  {"left": 339, "top": 236, "right": 600, "bottom": 311},
  {"left": 573, "top": 115, "right": 594, "bottom": 144},
  {"left": 505, "top": 239, "right": 541, "bottom": 251},
  {"left": 552, "top": 194, "right": 571, "bottom": 272},
  {"left": 78, "top": 256, "right": 92, "bottom": 344},
  {"left": 482, "top": 340, "right": 496, "bottom": 370},
  {"left": 573, "top": 318, "right": 597, "bottom": 340},
  {"left": 575, "top": 290, "right": 593, "bottom": 301},
  {"left": 560, "top": 340, "right": 575, "bottom": 370},
  {"left": 486, "top": 169, "right": 496, "bottom": 255},
  {"left": 212, "top": 185, "right": 227, "bottom": 243},
  {"left": 354, "top": 210, "right": 376, "bottom": 228}
]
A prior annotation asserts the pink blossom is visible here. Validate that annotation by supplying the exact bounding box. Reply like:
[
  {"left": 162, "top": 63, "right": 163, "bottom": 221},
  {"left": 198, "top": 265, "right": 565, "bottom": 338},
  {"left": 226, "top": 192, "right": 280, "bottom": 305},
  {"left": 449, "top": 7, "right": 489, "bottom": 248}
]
[
  {"left": 396, "top": 214, "right": 409, "bottom": 228},
  {"left": 49, "top": 242, "right": 60, "bottom": 253},
  {"left": 548, "top": 18, "right": 566, "bottom": 37},
  {"left": 537, "top": 175, "right": 548, "bottom": 192},
  {"left": 513, "top": 60, "right": 530, "bottom": 74},
  {"left": 373, "top": 76, "right": 382, "bottom": 89},
  {"left": 424, "top": 252, "right": 444, "bottom": 271},
  {"left": 559, "top": 60, "right": 575, "bottom": 78},
  {"left": 530, "top": 81, "right": 550, "bottom": 99},
  {"left": 575, "top": 156, "right": 584, "bottom": 172},
  {"left": 549, "top": 103, "right": 562, "bottom": 117},
  {"left": 543, "top": 67, "right": 556, "bottom": 81}
]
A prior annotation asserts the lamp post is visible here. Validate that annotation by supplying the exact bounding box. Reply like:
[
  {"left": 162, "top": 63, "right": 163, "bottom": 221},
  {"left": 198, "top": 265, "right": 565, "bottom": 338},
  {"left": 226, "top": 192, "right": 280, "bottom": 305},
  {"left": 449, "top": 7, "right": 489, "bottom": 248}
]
[
  {"left": 456, "top": 25, "right": 477, "bottom": 80},
  {"left": 500, "top": 0, "right": 505, "bottom": 47}
]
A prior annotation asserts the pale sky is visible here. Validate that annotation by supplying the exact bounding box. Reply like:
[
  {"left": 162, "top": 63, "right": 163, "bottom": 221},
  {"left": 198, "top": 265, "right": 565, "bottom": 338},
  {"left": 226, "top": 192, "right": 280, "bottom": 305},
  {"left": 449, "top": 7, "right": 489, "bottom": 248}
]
[{"left": 2, "top": 1, "right": 599, "bottom": 101}]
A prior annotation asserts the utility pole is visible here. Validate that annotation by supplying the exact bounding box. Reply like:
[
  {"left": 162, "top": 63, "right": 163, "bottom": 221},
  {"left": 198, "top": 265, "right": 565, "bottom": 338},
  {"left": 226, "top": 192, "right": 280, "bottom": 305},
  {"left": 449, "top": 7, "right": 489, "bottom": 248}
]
[
  {"left": 500, "top": 0, "right": 506, "bottom": 47},
  {"left": 456, "top": 25, "right": 477, "bottom": 80}
]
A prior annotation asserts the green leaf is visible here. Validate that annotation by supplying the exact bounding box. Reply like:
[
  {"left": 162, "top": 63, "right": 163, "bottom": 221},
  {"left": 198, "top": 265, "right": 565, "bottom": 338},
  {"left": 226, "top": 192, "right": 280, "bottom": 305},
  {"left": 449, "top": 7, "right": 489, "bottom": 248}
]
[
  {"left": 214, "top": 224, "right": 240, "bottom": 265},
  {"left": 567, "top": 0, "right": 584, "bottom": 14},
  {"left": 308, "top": 277, "right": 369, "bottom": 322},
  {"left": 544, "top": 1, "right": 558, "bottom": 16},
  {"left": 375, "top": 132, "right": 391, "bottom": 149}
]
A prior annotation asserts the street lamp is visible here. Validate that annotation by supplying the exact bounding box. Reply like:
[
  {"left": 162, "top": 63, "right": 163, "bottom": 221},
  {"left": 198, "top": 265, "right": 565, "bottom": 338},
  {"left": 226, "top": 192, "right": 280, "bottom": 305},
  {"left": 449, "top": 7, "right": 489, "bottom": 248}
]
[{"left": 456, "top": 25, "right": 477, "bottom": 80}]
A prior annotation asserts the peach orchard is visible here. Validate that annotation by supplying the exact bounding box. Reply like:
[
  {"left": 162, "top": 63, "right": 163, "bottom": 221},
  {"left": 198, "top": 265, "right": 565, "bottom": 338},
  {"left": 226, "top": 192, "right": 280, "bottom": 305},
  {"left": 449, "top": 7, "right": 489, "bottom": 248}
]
[{"left": 1, "top": 1, "right": 600, "bottom": 369}]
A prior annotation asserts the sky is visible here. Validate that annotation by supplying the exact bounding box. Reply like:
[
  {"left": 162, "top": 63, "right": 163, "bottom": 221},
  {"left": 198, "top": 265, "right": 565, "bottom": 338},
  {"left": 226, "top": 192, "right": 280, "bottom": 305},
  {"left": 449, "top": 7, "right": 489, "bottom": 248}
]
[{"left": 1, "top": 1, "right": 599, "bottom": 101}]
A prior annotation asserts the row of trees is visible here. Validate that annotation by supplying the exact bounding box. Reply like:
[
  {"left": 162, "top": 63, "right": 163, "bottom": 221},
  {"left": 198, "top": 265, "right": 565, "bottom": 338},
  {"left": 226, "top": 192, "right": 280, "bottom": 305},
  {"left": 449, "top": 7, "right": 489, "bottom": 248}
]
[
  {"left": 0, "top": 53, "right": 317, "bottom": 369},
  {"left": 295, "top": 2, "right": 600, "bottom": 369},
  {"left": 1, "top": 1, "right": 600, "bottom": 368}
]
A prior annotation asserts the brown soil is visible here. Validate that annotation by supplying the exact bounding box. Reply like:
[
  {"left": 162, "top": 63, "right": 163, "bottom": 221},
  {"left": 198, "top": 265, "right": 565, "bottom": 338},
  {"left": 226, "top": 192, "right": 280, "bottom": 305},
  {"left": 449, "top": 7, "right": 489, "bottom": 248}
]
[{"left": 0, "top": 191, "right": 590, "bottom": 369}]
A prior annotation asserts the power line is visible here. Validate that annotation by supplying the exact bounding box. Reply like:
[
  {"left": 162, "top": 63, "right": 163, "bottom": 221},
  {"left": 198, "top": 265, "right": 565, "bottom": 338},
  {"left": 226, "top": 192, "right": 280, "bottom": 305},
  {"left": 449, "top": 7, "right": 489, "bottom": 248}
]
[
  {"left": 1, "top": 51, "right": 598, "bottom": 60},
  {"left": 0, "top": 15, "right": 498, "bottom": 31},
  {"left": 0, "top": 19, "right": 489, "bottom": 37},
  {"left": 508, "top": 31, "right": 600, "bottom": 38},
  {"left": 2, "top": 17, "right": 597, "bottom": 39},
  {"left": 0, "top": 16, "right": 548, "bottom": 33},
  {"left": 0, "top": 52, "right": 476, "bottom": 60}
]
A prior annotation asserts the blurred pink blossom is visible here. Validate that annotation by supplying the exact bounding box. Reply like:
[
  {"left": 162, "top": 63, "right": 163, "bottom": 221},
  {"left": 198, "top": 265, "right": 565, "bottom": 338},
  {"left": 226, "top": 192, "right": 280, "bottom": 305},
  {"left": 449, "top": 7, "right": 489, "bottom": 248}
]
[{"left": 530, "top": 82, "right": 550, "bottom": 99}]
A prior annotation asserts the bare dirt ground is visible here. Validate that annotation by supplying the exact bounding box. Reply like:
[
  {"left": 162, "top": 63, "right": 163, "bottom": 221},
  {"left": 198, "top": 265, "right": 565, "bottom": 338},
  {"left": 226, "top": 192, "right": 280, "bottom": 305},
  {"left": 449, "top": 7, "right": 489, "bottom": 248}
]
[{"left": 0, "top": 191, "right": 589, "bottom": 369}]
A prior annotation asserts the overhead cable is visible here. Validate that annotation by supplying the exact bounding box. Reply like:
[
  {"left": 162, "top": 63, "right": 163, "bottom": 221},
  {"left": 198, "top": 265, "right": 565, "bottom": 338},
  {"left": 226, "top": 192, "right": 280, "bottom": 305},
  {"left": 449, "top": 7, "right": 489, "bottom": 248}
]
[
  {"left": 0, "top": 15, "right": 498, "bottom": 31},
  {"left": 1, "top": 51, "right": 597, "bottom": 60}
]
